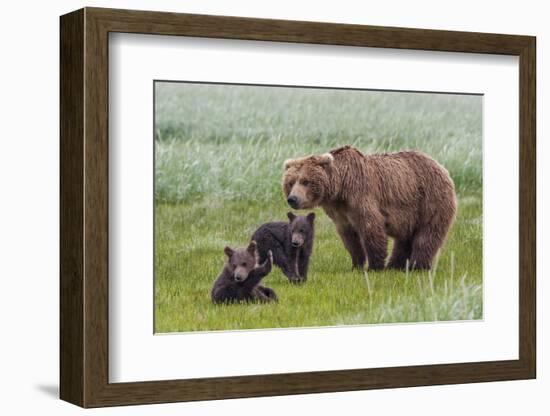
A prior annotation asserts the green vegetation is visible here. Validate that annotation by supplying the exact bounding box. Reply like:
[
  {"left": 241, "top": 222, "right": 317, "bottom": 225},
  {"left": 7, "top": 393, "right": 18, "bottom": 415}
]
[{"left": 154, "top": 82, "right": 482, "bottom": 332}]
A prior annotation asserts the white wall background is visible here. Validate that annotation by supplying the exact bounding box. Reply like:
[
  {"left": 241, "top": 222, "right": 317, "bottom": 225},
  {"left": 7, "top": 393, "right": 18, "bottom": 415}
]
[{"left": 0, "top": 0, "right": 545, "bottom": 414}]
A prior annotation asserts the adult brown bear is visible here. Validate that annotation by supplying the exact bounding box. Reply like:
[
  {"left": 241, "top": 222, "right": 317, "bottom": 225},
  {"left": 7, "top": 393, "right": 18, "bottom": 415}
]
[{"left": 282, "top": 145, "right": 457, "bottom": 271}]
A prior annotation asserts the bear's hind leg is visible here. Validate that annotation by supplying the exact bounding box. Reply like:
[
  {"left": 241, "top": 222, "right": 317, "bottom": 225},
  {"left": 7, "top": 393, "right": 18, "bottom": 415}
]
[
  {"left": 409, "top": 227, "right": 443, "bottom": 270},
  {"left": 386, "top": 239, "right": 412, "bottom": 270},
  {"left": 363, "top": 233, "right": 387, "bottom": 271},
  {"left": 258, "top": 285, "right": 278, "bottom": 302}
]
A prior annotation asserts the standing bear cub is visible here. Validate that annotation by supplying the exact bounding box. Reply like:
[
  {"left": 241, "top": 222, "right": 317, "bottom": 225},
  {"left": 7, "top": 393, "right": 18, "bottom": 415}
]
[
  {"left": 252, "top": 212, "right": 315, "bottom": 283},
  {"left": 211, "top": 241, "right": 277, "bottom": 304},
  {"left": 282, "top": 145, "right": 457, "bottom": 271}
]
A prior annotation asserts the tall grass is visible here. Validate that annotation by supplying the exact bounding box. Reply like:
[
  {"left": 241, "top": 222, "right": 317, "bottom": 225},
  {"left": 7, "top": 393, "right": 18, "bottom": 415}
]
[
  {"left": 154, "top": 82, "right": 483, "bottom": 333},
  {"left": 155, "top": 83, "right": 482, "bottom": 204}
]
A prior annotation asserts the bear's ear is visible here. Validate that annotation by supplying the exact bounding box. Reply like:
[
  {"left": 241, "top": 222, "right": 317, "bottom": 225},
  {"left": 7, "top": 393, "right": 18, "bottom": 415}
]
[
  {"left": 247, "top": 240, "right": 257, "bottom": 257},
  {"left": 284, "top": 155, "right": 310, "bottom": 170},
  {"left": 306, "top": 212, "right": 316, "bottom": 223},
  {"left": 283, "top": 159, "right": 296, "bottom": 170},
  {"left": 224, "top": 246, "right": 235, "bottom": 258},
  {"left": 287, "top": 212, "right": 297, "bottom": 222},
  {"left": 317, "top": 153, "right": 334, "bottom": 166}
]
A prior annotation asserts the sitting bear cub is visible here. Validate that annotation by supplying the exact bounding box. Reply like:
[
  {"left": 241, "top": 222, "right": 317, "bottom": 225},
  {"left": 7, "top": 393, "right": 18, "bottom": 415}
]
[
  {"left": 252, "top": 212, "right": 315, "bottom": 283},
  {"left": 211, "top": 241, "right": 276, "bottom": 304}
]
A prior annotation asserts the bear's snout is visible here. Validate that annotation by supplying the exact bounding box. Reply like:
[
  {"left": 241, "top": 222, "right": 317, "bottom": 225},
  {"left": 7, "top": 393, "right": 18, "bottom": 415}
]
[
  {"left": 287, "top": 195, "right": 299, "bottom": 209},
  {"left": 291, "top": 234, "right": 304, "bottom": 247},
  {"left": 233, "top": 270, "right": 247, "bottom": 282}
]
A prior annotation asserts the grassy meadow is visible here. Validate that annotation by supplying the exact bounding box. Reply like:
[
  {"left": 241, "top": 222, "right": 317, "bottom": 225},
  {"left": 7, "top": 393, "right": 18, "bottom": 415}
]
[{"left": 154, "top": 82, "right": 483, "bottom": 333}]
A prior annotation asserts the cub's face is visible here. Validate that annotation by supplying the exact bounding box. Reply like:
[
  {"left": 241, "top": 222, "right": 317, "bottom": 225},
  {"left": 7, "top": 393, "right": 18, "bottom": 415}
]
[
  {"left": 287, "top": 212, "right": 315, "bottom": 248},
  {"left": 224, "top": 241, "right": 258, "bottom": 282},
  {"left": 282, "top": 153, "right": 333, "bottom": 209}
]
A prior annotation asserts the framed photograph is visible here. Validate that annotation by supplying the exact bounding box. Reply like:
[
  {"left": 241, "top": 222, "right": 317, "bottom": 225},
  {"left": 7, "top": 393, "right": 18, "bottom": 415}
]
[{"left": 60, "top": 7, "right": 536, "bottom": 408}]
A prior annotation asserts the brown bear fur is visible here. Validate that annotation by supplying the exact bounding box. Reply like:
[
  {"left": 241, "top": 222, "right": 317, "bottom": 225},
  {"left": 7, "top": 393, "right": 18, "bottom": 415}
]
[
  {"left": 251, "top": 212, "right": 315, "bottom": 283},
  {"left": 211, "top": 242, "right": 277, "bottom": 304},
  {"left": 282, "top": 145, "right": 457, "bottom": 271}
]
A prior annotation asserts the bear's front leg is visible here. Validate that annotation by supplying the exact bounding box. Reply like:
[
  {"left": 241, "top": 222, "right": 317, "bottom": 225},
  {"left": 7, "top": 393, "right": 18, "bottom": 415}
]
[
  {"left": 334, "top": 222, "right": 366, "bottom": 269},
  {"left": 297, "top": 251, "right": 310, "bottom": 280},
  {"left": 324, "top": 206, "right": 366, "bottom": 269},
  {"left": 243, "top": 251, "right": 273, "bottom": 291},
  {"left": 275, "top": 249, "right": 300, "bottom": 280},
  {"left": 351, "top": 210, "right": 387, "bottom": 271}
]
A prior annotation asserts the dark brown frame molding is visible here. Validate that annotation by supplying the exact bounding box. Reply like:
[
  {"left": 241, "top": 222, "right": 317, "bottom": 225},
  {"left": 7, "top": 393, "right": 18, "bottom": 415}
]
[{"left": 60, "top": 7, "right": 536, "bottom": 408}]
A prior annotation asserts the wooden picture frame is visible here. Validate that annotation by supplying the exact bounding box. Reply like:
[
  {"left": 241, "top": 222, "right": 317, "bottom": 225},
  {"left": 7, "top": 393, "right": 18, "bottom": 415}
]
[{"left": 60, "top": 7, "right": 536, "bottom": 408}]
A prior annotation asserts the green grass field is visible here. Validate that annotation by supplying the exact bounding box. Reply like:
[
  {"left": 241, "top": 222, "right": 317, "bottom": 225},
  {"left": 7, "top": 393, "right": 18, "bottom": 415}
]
[{"left": 154, "top": 82, "right": 483, "bottom": 333}]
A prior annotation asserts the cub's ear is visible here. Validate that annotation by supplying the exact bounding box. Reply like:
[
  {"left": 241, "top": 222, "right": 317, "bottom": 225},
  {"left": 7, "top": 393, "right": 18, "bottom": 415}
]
[
  {"left": 287, "top": 212, "right": 297, "bottom": 222},
  {"left": 247, "top": 240, "right": 257, "bottom": 256},
  {"left": 224, "top": 246, "right": 235, "bottom": 258},
  {"left": 306, "top": 212, "right": 316, "bottom": 223},
  {"left": 317, "top": 153, "right": 334, "bottom": 166}
]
